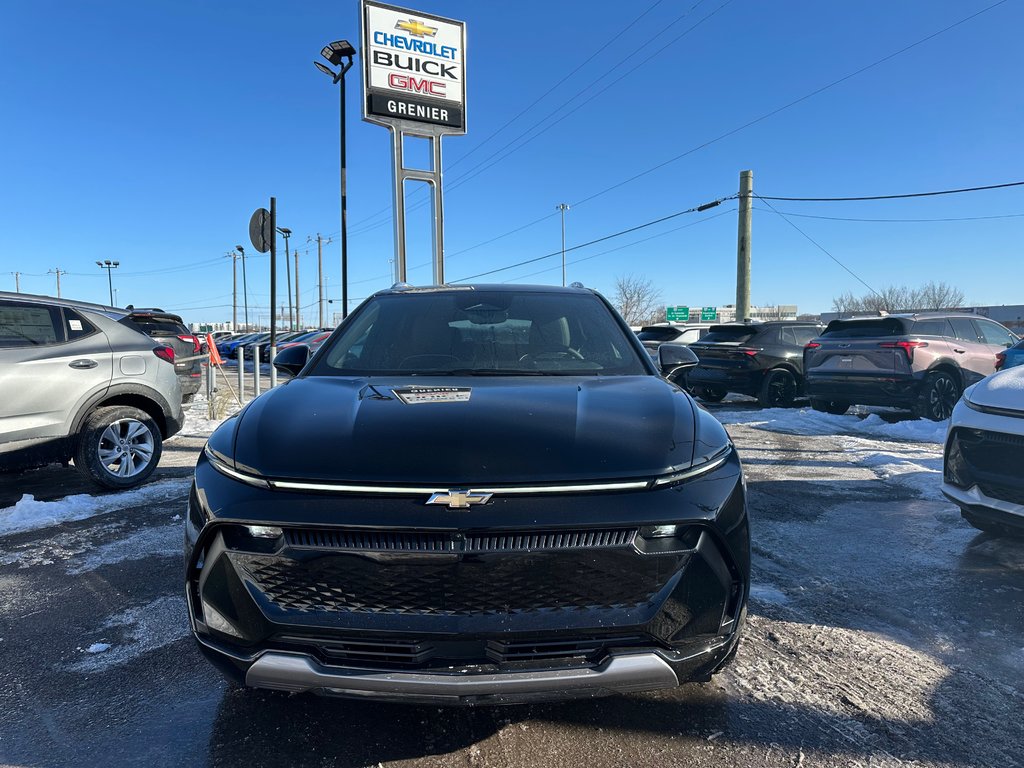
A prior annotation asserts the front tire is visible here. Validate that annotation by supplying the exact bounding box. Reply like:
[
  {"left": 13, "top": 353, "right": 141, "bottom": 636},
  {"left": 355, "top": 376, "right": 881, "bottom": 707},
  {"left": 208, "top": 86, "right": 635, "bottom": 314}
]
[
  {"left": 758, "top": 369, "right": 797, "bottom": 408},
  {"left": 810, "top": 398, "right": 850, "bottom": 415},
  {"left": 912, "top": 371, "right": 960, "bottom": 421},
  {"left": 74, "top": 405, "right": 162, "bottom": 489},
  {"left": 696, "top": 386, "right": 727, "bottom": 403}
]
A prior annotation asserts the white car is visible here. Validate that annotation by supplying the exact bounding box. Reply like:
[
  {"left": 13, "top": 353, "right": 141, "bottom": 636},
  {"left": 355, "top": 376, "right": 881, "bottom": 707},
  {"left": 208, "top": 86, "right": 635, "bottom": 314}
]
[{"left": 942, "top": 366, "right": 1024, "bottom": 536}]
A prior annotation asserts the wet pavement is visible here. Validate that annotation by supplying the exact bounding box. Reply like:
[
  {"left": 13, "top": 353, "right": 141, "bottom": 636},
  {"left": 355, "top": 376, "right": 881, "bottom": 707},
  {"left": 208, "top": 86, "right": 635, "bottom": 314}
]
[{"left": 1, "top": 399, "right": 1022, "bottom": 767}]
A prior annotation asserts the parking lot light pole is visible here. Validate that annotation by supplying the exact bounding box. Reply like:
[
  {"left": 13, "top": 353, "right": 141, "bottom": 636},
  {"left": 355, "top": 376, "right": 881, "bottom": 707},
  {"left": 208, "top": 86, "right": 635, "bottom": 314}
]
[
  {"left": 95, "top": 260, "right": 119, "bottom": 305},
  {"left": 235, "top": 245, "right": 249, "bottom": 330},
  {"left": 315, "top": 40, "right": 356, "bottom": 319}
]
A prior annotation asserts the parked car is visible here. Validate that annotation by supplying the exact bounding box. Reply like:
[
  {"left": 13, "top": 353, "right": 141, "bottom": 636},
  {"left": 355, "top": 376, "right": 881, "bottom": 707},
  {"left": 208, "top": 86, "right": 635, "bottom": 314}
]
[
  {"left": 261, "top": 330, "right": 333, "bottom": 361},
  {"left": 0, "top": 292, "right": 184, "bottom": 488},
  {"left": 996, "top": 337, "right": 1024, "bottom": 371},
  {"left": 942, "top": 365, "right": 1024, "bottom": 536},
  {"left": 804, "top": 313, "right": 1018, "bottom": 421},
  {"left": 125, "top": 308, "right": 203, "bottom": 402},
  {"left": 186, "top": 283, "right": 749, "bottom": 703},
  {"left": 636, "top": 323, "right": 712, "bottom": 358},
  {"left": 200, "top": 330, "right": 234, "bottom": 354},
  {"left": 217, "top": 332, "right": 261, "bottom": 358},
  {"left": 686, "top": 321, "right": 824, "bottom": 407},
  {"left": 258, "top": 330, "right": 313, "bottom": 362},
  {"left": 236, "top": 332, "right": 272, "bottom": 359}
]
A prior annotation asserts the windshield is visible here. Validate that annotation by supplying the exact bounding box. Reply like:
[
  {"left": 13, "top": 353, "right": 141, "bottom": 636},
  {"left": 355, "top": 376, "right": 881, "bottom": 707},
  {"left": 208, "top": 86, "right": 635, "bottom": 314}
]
[{"left": 310, "top": 290, "right": 647, "bottom": 376}]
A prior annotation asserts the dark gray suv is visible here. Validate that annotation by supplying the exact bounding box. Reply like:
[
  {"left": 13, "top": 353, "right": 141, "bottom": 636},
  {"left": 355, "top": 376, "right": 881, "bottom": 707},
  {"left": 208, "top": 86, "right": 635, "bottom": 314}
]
[
  {"left": 0, "top": 293, "right": 185, "bottom": 488},
  {"left": 804, "top": 313, "right": 1018, "bottom": 420}
]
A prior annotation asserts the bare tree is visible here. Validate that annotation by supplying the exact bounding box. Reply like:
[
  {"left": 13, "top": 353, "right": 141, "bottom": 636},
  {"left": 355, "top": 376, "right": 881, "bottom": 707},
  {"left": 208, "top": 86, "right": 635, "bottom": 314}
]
[
  {"left": 613, "top": 275, "right": 663, "bottom": 327},
  {"left": 832, "top": 282, "right": 966, "bottom": 315},
  {"left": 917, "top": 281, "right": 965, "bottom": 310}
]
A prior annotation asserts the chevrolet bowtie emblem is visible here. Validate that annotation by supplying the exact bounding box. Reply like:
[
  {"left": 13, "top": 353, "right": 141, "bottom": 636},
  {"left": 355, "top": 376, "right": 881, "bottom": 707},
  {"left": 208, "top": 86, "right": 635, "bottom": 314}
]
[
  {"left": 395, "top": 18, "right": 438, "bottom": 38},
  {"left": 426, "top": 489, "right": 493, "bottom": 509}
]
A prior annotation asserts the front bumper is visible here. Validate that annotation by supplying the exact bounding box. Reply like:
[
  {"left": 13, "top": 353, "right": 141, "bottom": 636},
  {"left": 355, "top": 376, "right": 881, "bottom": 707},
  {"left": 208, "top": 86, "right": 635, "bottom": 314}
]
[
  {"left": 686, "top": 367, "right": 763, "bottom": 396},
  {"left": 184, "top": 451, "right": 749, "bottom": 703}
]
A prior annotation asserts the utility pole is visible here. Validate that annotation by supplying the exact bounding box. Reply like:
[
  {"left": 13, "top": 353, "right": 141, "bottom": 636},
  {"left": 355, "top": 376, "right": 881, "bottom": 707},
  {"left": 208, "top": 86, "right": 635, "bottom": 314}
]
[
  {"left": 735, "top": 170, "right": 753, "bottom": 323},
  {"left": 225, "top": 252, "right": 238, "bottom": 331},
  {"left": 556, "top": 203, "right": 570, "bottom": 287},
  {"left": 294, "top": 249, "right": 301, "bottom": 329},
  {"left": 313, "top": 234, "right": 332, "bottom": 328},
  {"left": 11, "top": 272, "right": 20, "bottom": 293},
  {"left": 48, "top": 268, "right": 66, "bottom": 297}
]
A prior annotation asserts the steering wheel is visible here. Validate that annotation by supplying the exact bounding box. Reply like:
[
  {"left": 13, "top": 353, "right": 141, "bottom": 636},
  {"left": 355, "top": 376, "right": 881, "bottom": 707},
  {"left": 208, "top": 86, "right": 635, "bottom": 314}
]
[{"left": 519, "top": 347, "right": 585, "bottom": 363}]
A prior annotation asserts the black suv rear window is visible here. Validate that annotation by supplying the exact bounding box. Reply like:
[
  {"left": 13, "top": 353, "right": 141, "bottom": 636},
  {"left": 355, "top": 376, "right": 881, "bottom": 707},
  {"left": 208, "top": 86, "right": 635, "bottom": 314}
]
[
  {"left": 636, "top": 327, "right": 680, "bottom": 342},
  {"left": 821, "top": 318, "right": 908, "bottom": 338},
  {"left": 130, "top": 316, "right": 188, "bottom": 335},
  {"left": 698, "top": 326, "right": 757, "bottom": 344}
]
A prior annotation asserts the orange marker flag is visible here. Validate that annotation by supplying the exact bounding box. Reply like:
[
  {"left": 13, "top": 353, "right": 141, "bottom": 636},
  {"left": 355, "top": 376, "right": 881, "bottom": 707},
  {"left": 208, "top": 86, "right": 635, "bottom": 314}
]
[{"left": 207, "top": 334, "right": 224, "bottom": 366}]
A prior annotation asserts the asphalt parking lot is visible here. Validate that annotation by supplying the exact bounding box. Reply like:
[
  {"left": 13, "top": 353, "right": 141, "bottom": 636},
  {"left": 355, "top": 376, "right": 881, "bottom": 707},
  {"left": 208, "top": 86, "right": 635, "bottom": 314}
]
[{"left": 1, "top": 401, "right": 1022, "bottom": 768}]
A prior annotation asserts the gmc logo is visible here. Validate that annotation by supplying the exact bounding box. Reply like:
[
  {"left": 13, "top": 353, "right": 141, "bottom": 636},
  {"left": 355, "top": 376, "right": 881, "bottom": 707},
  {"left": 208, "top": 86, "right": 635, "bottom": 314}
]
[{"left": 388, "top": 73, "right": 446, "bottom": 96}]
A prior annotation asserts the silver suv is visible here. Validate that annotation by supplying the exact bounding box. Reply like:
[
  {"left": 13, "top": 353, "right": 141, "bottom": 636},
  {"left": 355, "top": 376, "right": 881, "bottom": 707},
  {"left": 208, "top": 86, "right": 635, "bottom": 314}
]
[
  {"left": 804, "top": 313, "right": 1018, "bottom": 421},
  {"left": 0, "top": 293, "right": 185, "bottom": 488}
]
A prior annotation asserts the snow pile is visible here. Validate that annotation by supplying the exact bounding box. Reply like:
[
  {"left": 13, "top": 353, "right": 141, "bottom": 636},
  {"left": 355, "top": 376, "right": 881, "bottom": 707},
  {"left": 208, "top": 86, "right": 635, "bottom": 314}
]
[
  {"left": 717, "top": 407, "right": 948, "bottom": 443},
  {"left": 85, "top": 643, "right": 110, "bottom": 654},
  {"left": 0, "top": 478, "right": 191, "bottom": 538}
]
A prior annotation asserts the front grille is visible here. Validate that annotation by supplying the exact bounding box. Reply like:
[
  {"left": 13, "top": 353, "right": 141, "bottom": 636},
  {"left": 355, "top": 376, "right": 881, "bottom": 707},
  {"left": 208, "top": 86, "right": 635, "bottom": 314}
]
[
  {"left": 240, "top": 554, "right": 670, "bottom": 616},
  {"left": 284, "top": 527, "right": 637, "bottom": 553},
  {"left": 270, "top": 632, "right": 652, "bottom": 669},
  {"left": 950, "top": 430, "right": 1024, "bottom": 501}
]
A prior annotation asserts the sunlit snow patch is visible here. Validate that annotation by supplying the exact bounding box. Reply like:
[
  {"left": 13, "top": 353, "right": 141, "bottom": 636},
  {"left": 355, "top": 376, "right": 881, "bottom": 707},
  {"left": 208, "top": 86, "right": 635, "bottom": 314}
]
[
  {"left": 0, "top": 478, "right": 191, "bottom": 538},
  {"left": 716, "top": 407, "right": 948, "bottom": 443},
  {"left": 70, "top": 596, "right": 189, "bottom": 672}
]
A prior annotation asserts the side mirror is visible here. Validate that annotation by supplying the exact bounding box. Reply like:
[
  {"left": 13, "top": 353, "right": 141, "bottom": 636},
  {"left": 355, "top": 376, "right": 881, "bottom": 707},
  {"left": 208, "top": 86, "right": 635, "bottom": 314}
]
[
  {"left": 273, "top": 344, "right": 310, "bottom": 377},
  {"left": 658, "top": 343, "right": 698, "bottom": 378}
]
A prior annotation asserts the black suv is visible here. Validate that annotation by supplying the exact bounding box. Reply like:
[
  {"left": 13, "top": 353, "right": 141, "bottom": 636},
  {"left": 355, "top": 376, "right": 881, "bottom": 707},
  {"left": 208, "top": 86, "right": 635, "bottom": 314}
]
[
  {"left": 125, "top": 309, "right": 203, "bottom": 402},
  {"left": 687, "top": 321, "right": 824, "bottom": 407}
]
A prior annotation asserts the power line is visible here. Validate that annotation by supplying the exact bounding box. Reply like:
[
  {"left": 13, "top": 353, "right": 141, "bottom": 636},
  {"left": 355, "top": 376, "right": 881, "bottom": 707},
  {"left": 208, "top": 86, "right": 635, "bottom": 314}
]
[
  {"left": 755, "top": 180, "right": 1024, "bottom": 202},
  {"left": 569, "top": 0, "right": 1011, "bottom": 208},
  {"left": 343, "top": 0, "right": 728, "bottom": 241},
  {"left": 752, "top": 207, "right": 1024, "bottom": 222},
  {"left": 451, "top": 196, "right": 731, "bottom": 283},
  {"left": 757, "top": 197, "right": 879, "bottom": 298},
  {"left": 502, "top": 207, "right": 736, "bottom": 283}
]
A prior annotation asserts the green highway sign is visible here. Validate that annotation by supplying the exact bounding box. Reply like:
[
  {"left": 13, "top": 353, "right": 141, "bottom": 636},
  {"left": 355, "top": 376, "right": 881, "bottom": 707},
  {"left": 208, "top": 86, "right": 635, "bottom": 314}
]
[
  {"left": 666, "top": 306, "right": 690, "bottom": 322},
  {"left": 700, "top": 307, "right": 717, "bottom": 322}
]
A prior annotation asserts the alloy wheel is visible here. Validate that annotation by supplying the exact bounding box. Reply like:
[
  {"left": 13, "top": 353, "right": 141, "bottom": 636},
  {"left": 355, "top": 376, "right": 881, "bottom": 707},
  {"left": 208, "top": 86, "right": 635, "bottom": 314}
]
[
  {"left": 97, "top": 418, "right": 156, "bottom": 478},
  {"left": 928, "top": 376, "right": 958, "bottom": 420}
]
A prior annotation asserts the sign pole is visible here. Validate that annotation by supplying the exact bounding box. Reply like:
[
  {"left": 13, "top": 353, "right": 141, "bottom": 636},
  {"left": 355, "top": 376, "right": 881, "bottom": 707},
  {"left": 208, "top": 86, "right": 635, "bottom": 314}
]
[
  {"left": 390, "top": 127, "right": 407, "bottom": 283},
  {"left": 269, "top": 197, "right": 278, "bottom": 388},
  {"left": 432, "top": 134, "right": 444, "bottom": 285}
]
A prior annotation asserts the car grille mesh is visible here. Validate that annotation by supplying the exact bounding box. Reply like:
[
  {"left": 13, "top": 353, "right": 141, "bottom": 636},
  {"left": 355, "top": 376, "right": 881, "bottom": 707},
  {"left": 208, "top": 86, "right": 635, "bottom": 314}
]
[
  {"left": 240, "top": 553, "right": 667, "bottom": 616},
  {"left": 955, "top": 428, "right": 1024, "bottom": 505},
  {"left": 284, "top": 527, "right": 637, "bottom": 553}
]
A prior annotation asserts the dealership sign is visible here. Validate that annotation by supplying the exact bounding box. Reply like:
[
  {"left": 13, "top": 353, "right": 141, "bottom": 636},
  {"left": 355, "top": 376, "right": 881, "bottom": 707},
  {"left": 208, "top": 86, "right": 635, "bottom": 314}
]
[{"left": 361, "top": 0, "right": 467, "bottom": 134}]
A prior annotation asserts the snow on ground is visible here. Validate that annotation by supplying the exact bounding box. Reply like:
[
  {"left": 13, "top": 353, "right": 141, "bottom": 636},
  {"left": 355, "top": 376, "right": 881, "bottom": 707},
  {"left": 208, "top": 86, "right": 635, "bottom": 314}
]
[
  {"left": 715, "top": 406, "right": 948, "bottom": 444},
  {"left": 0, "top": 478, "right": 191, "bottom": 538},
  {"left": 66, "top": 524, "right": 181, "bottom": 575},
  {"left": 70, "top": 596, "right": 190, "bottom": 673}
]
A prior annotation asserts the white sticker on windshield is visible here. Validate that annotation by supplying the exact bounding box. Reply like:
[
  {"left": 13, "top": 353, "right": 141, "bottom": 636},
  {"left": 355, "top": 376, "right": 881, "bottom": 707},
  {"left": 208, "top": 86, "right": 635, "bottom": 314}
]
[
  {"left": 392, "top": 386, "right": 472, "bottom": 405},
  {"left": 69, "top": 320, "right": 83, "bottom": 331}
]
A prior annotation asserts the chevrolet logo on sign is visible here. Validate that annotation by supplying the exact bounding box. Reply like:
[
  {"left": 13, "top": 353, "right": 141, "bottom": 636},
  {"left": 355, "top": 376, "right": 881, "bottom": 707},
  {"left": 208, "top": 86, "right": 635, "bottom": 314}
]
[
  {"left": 395, "top": 18, "right": 437, "bottom": 37},
  {"left": 426, "top": 489, "right": 493, "bottom": 509}
]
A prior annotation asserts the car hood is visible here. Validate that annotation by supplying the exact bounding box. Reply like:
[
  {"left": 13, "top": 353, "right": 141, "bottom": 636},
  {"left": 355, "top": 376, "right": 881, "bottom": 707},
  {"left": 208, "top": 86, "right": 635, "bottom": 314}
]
[
  {"left": 965, "top": 366, "right": 1024, "bottom": 412},
  {"left": 227, "top": 375, "right": 697, "bottom": 485}
]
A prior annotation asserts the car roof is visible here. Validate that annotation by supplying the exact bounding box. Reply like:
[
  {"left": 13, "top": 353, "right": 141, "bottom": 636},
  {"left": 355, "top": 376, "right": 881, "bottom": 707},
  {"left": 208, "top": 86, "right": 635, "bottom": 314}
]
[
  {"left": 373, "top": 283, "right": 596, "bottom": 297},
  {"left": 0, "top": 291, "right": 128, "bottom": 320}
]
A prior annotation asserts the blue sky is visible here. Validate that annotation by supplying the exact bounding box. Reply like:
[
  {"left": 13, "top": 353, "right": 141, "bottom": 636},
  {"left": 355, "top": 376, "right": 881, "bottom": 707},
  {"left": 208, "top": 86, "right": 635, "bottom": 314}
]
[{"left": 1, "top": 0, "right": 1021, "bottom": 326}]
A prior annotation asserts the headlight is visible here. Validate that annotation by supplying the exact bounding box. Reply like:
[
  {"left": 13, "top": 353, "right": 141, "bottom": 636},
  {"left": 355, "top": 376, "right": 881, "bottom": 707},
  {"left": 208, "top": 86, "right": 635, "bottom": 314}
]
[
  {"left": 204, "top": 445, "right": 270, "bottom": 488},
  {"left": 652, "top": 445, "right": 733, "bottom": 488}
]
